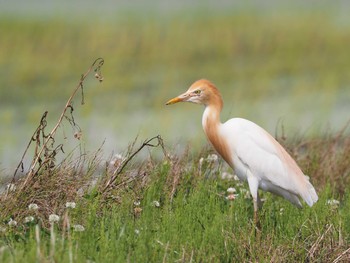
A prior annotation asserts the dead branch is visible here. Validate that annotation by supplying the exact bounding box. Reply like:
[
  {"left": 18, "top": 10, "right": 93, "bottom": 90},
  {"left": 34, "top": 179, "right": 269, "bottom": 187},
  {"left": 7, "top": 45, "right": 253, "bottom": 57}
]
[
  {"left": 12, "top": 111, "right": 48, "bottom": 181},
  {"left": 102, "top": 135, "right": 167, "bottom": 193},
  {"left": 15, "top": 58, "right": 104, "bottom": 190}
]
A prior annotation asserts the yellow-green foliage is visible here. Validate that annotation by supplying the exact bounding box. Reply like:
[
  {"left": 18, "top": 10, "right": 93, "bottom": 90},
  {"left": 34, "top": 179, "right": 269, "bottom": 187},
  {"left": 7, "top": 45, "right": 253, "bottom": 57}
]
[{"left": 1, "top": 13, "right": 350, "bottom": 103}]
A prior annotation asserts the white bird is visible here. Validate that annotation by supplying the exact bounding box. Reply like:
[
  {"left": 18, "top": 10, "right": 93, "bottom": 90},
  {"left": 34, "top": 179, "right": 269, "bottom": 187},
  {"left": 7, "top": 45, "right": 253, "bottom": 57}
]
[{"left": 166, "top": 79, "right": 318, "bottom": 224}]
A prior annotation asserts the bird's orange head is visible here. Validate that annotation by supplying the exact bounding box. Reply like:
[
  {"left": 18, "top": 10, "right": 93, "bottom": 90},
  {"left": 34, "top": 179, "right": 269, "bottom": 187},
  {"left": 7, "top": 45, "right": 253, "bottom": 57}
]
[{"left": 166, "top": 79, "right": 223, "bottom": 107}]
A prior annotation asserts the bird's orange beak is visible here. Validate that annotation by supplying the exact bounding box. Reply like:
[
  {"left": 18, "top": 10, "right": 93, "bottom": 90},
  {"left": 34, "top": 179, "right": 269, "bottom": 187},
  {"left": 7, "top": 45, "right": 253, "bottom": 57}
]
[
  {"left": 165, "top": 96, "right": 183, "bottom": 105},
  {"left": 166, "top": 92, "right": 189, "bottom": 105}
]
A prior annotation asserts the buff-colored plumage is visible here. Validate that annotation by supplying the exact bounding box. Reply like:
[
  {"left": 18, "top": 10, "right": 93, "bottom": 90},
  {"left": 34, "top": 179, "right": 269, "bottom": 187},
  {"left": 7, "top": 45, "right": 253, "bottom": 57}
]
[{"left": 166, "top": 79, "right": 318, "bottom": 223}]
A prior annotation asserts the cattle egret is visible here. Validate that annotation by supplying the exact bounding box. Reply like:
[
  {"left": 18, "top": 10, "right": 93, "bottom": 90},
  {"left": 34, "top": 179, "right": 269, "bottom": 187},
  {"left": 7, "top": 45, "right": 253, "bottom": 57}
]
[{"left": 166, "top": 79, "right": 318, "bottom": 224}]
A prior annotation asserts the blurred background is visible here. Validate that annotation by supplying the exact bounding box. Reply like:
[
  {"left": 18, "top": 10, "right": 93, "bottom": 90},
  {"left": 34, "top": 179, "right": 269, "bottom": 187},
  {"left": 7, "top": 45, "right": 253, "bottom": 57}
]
[{"left": 0, "top": 0, "right": 349, "bottom": 174}]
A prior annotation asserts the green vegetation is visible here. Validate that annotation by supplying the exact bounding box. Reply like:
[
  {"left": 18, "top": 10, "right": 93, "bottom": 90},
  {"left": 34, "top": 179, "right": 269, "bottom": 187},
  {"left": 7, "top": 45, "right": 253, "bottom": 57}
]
[{"left": 1, "top": 125, "right": 350, "bottom": 261}]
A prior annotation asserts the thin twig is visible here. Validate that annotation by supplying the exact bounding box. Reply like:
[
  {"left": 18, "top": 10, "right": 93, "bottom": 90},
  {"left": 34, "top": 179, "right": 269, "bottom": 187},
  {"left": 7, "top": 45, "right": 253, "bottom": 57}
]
[
  {"left": 332, "top": 247, "right": 350, "bottom": 263},
  {"left": 308, "top": 224, "right": 333, "bottom": 259},
  {"left": 12, "top": 111, "right": 48, "bottom": 182},
  {"left": 102, "top": 135, "right": 167, "bottom": 193}
]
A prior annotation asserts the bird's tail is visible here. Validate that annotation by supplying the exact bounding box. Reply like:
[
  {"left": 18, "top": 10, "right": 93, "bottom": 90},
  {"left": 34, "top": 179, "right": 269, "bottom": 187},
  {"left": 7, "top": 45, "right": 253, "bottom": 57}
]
[{"left": 300, "top": 177, "right": 318, "bottom": 207}]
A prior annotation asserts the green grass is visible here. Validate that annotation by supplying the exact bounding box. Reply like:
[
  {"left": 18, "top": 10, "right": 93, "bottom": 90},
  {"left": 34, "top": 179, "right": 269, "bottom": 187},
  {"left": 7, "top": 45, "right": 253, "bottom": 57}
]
[{"left": 1, "top": 135, "right": 350, "bottom": 262}]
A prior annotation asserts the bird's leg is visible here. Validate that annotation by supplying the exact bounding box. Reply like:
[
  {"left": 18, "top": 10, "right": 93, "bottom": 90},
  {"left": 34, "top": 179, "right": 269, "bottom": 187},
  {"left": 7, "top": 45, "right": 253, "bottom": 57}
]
[
  {"left": 247, "top": 172, "right": 261, "bottom": 233},
  {"left": 253, "top": 194, "right": 261, "bottom": 232},
  {"left": 253, "top": 200, "right": 261, "bottom": 243},
  {"left": 253, "top": 198, "right": 258, "bottom": 224}
]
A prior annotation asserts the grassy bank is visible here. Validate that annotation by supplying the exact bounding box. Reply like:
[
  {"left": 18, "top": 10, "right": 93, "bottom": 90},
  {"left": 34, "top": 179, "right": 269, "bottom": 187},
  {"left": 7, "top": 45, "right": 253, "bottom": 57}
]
[{"left": 0, "top": 129, "right": 349, "bottom": 262}]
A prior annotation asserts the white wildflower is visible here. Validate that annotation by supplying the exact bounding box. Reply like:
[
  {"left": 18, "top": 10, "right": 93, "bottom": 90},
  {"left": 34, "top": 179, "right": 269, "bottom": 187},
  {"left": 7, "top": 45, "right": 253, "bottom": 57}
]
[
  {"left": 0, "top": 226, "right": 6, "bottom": 232},
  {"left": 327, "top": 199, "right": 340, "bottom": 207},
  {"left": 241, "top": 189, "right": 251, "bottom": 199},
  {"left": 227, "top": 187, "right": 237, "bottom": 194},
  {"left": 73, "top": 224, "right": 85, "bottom": 232},
  {"left": 279, "top": 208, "right": 284, "bottom": 215},
  {"left": 8, "top": 218, "right": 17, "bottom": 227},
  {"left": 152, "top": 200, "right": 160, "bottom": 207},
  {"left": 65, "top": 202, "right": 76, "bottom": 209},
  {"left": 28, "top": 203, "right": 39, "bottom": 210},
  {"left": 6, "top": 184, "right": 16, "bottom": 192},
  {"left": 236, "top": 181, "right": 244, "bottom": 187},
  {"left": 199, "top": 157, "right": 204, "bottom": 167},
  {"left": 225, "top": 194, "right": 238, "bottom": 201},
  {"left": 114, "top": 153, "right": 124, "bottom": 160},
  {"left": 206, "top": 154, "right": 218, "bottom": 162},
  {"left": 49, "top": 214, "right": 60, "bottom": 224},
  {"left": 233, "top": 175, "right": 240, "bottom": 181},
  {"left": 110, "top": 153, "right": 124, "bottom": 167},
  {"left": 24, "top": 216, "right": 35, "bottom": 223},
  {"left": 134, "top": 229, "right": 140, "bottom": 235},
  {"left": 133, "top": 201, "right": 141, "bottom": 206},
  {"left": 221, "top": 172, "right": 234, "bottom": 180}
]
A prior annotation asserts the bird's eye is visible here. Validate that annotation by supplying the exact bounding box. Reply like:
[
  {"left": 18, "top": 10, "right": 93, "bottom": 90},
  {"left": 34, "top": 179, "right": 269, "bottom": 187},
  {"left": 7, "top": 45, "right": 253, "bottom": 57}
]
[{"left": 194, "top": 90, "right": 201, "bottom": 95}]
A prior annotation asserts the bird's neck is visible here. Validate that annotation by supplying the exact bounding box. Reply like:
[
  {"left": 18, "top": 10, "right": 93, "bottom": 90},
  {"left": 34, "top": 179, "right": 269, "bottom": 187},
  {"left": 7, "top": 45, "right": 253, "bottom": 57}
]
[
  {"left": 202, "top": 93, "right": 223, "bottom": 125},
  {"left": 202, "top": 100, "right": 232, "bottom": 165}
]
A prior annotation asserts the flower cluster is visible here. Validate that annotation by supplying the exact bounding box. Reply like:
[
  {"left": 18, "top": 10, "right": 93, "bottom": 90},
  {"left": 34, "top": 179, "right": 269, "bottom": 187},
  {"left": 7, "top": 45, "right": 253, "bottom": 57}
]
[
  {"left": 0, "top": 201, "right": 86, "bottom": 233},
  {"left": 206, "top": 154, "right": 218, "bottom": 163},
  {"left": 24, "top": 216, "right": 35, "bottom": 223},
  {"left": 221, "top": 172, "right": 235, "bottom": 180},
  {"left": 327, "top": 199, "right": 340, "bottom": 208},
  {"left": 28, "top": 203, "right": 39, "bottom": 210},
  {"left": 152, "top": 200, "right": 160, "bottom": 207},
  {"left": 49, "top": 214, "right": 60, "bottom": 224},
  {"left": 73, "top": 224, "right": 85, "bottom": 232},
  {"left": 65, "top": 202, "right": 76, "bottom": 209},
  {"left": 110, "top": 153, "right": 124, "bottom": 167},
  {"left": 8, "top": 218, "right": 17, "bottom": 227}
]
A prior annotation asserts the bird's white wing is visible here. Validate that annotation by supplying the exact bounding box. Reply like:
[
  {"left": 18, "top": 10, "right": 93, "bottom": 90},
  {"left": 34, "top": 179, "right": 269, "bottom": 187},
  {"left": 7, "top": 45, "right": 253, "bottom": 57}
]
[{"left": 221, "top": 118, "right": 318, "bottom": 206}]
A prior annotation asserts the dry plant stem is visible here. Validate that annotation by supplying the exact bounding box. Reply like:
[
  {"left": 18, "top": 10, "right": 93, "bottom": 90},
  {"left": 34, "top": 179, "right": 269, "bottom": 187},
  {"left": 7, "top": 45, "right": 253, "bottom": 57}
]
[
  {"left": 102, "top": 135, "right": 167, "bottom": 193},
  {"left": 50, "top": 223, "right": 55, "bottom": 260},
  {"left": 308, "top": 224, "right": 333, "bottom": 259},
  {"left": 332, "top": 247, "right": 350, "bottom": 263},
  {"left": 162, "top": 241, "right": 170, "bottom": 263},
  {"left": 12, "top": 111, "right": 48, "bottom": 181},
  {"left": 19, "top": 58, "right": 104, "bottom": 190},
  {"left": 35, "top": 224, "right": 42, "bottom": 262}
]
